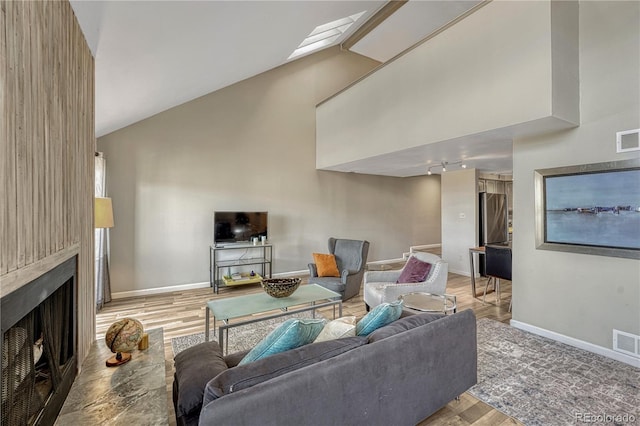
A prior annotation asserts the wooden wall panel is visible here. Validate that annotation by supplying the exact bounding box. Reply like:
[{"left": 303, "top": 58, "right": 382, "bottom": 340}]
[{"left": 0, "top": 0, "right": 95, "bottom": 363}]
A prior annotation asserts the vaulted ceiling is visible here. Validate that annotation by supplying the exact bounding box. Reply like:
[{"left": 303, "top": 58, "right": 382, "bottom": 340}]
[{"left": 71, "top": 0, "right": 512, "bottom": 176}]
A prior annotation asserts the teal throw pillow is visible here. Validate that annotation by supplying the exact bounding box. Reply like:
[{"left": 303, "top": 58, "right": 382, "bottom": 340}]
[
  {"left": 356, "top": 300, "right": 404, "bottom": 336},
  {"left": 239, "top": 318, "right": 326, "bottom": 365}
]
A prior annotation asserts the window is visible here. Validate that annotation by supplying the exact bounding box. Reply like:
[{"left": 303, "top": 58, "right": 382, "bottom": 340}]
[{"left": 288, "top": 11, "right": 366, "bottom": 60}]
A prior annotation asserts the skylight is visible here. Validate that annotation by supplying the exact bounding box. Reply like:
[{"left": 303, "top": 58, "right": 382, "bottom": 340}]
[{"left": 288, "top": 11, "right": 366, "bottom": 60}]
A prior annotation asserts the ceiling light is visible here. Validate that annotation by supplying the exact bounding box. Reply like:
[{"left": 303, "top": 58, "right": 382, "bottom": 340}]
[
  {"left": 425, "top": 160, "right": 469, "bottom": 175},
  {"left": 288, "top": 11, "right": 366, "bottom": 60}
]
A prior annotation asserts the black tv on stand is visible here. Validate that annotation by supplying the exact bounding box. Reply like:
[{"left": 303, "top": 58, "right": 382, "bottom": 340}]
[{"left": 214, "top": 211, "right": 268, "bottom": 246}]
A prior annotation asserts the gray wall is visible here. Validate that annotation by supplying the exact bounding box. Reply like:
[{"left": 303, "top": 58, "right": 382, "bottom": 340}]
[
  {"left": 512, "top": 1, "right": 640, "bottom": 349},
  {"left": 441, "top": 168, "right": 478, "bottom": 275},
  {"left": 98, "top": 47, "right": 442, "bottom": 294}
]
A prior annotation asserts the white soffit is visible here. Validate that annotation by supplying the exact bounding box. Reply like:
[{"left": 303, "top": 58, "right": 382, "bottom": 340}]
[
  {"left": 322, "top": 133, "right": 514, "bottom": 177},
  {"left": 319, "top": 0, "right": 578, "bottom": 177},
  {"left": 350, "top": 0, "right": 483, "bottom": 62}
]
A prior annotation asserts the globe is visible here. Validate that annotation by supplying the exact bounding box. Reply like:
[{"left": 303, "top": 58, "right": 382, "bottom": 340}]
[{"left": 104, "top": 318, "right": 144, "bottom": 367}]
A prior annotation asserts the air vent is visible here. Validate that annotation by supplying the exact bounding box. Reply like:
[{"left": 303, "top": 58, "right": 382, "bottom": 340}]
[{"left": 613, "top": 329, "right": 640, "bottom": 358}]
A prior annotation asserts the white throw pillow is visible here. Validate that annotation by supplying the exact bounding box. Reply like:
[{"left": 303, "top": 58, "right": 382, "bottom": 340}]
[{"left": 314, "top": 316, "right": 357, "bottom": 342}]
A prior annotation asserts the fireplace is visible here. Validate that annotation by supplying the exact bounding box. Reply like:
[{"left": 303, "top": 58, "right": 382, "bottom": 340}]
[{"left": 1, "top": 257, "right": 77, "bottom": 426}]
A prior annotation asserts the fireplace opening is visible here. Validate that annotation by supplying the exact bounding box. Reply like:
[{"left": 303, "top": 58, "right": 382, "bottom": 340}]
[{"left": 1, "top": 257, "right": 77, "bottom": 426}]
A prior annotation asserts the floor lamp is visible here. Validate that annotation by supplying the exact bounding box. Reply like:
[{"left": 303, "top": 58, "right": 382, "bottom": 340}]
[
  {"left": 95, "top": 197, "right": 114, "bottom": 309},
  {"left": 95, "top": 197, "right": 114, "bottom": 229}
]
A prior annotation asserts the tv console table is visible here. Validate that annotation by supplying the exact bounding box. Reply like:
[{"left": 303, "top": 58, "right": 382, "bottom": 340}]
[{"left": 210, "top": 243, "right": 273, "bottom": 293}]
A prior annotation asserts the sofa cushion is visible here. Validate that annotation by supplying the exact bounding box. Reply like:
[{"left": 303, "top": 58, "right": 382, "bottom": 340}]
[
  {"left": 396, "top": 256, "right": 432, "bottom": 283},
  {"left": 173, "top": 341, "right": 228, "bottom": 418},
  {"left": 223, "top": 349, "right": 250, "bottom": 368},
  {"left": 367, "top": 312, "right": 446, "bottom": 343},
  {"left": 239, "top": 318, "right": 326, "bottom": 365},
  {"left": 313, "top": 253, "right": 340, "bottom": 277},
  {"left": 204, "top": 336, "right": 367, "bottom": 405},
  {"left": 314, "top": 316, "right": 356, "bottom": 342},
  {"left": 356, "top": 300, "right": 404, "bottom": 336}
]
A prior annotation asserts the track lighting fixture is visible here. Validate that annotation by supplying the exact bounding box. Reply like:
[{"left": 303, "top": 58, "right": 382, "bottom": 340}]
[{"left": 426, "top": 160, "right": 468, "bottom": 175}]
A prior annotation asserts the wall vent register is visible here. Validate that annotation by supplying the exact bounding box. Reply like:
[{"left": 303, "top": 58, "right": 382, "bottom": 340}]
[{"left": 613, "top": 329, "right": 640, "bottom": 359}]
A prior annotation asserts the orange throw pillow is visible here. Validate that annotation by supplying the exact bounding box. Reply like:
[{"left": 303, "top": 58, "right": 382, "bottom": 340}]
[{"left": 313, "top": 253, "right": 340, "bottom": 277}]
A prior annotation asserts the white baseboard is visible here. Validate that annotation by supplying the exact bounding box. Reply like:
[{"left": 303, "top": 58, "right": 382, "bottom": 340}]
[
  {"left": 111, "top": 281, "right": 211, "bottom": 299},
  {"left": 510, "top": 319, "right": 640, "bottom": 368},
  {"left": 273, "top": 270, "right": 308, "bottom": 278},
  {"left": 405, "top": 244, "right": 442, "bottom": 259},
  {"left": 449, "top": 267, "right": 471, "bottom": 277},
  {"left": 111, "top": 270, "right": 312, "bottom": 299},
  {"left": 110, "top": 257, "right": 413, "bottom": 300},
  {"left": 409, "top": 243, "right": 441, "bottom": 252},
  {"left": 368, "top": 258, "right": 405, "bottom": 265}
]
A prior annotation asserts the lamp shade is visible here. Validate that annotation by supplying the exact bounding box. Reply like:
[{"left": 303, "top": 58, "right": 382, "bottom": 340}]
[{"left": 95, "top": 197, "right": 114, "bottom": 228}]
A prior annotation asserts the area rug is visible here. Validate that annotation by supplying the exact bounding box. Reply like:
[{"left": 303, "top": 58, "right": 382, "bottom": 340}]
[
  {"left": 172, "top": 311, "right": 321, "bottom": 356},
  {"left": 470, "top": 318, "right": 640, "bottom": 426}
]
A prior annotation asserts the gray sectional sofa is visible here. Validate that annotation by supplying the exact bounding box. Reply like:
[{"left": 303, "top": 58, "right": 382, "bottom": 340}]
[{"left": 173, "top": 309, "right": 477, "bottom": 426}]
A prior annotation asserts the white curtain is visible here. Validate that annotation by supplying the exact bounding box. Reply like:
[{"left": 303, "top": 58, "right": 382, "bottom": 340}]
[{"left": 95, "top": 153, "right": 112, "bottom": 310}]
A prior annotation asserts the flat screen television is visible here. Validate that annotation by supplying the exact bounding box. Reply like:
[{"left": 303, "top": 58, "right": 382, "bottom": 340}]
[{"left": 214, "top": 211, "right": 268, "bottom": 245}]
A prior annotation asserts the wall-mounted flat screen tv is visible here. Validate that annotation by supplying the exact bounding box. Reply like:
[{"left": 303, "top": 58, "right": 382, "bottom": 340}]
[{"left": 214, "top": 211, "right": 268, "bottom": 244}]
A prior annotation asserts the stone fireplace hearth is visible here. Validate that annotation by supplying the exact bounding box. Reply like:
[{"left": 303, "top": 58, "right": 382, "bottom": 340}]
[{"left": 1, "top": 257, "right": 77, "bottom": 426}]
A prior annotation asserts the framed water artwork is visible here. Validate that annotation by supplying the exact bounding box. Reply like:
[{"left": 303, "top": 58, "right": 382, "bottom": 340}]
[{"left": 534, "top": 158, "right": 640, "bottom": 259}]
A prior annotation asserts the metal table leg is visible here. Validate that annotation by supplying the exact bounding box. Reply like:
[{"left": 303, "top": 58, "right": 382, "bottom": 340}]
[
  {"left": 469, "top": 249, "right": 476, "bottom": 297},
  {"left": 205, "top": 307, "right": 210, "bottom": 341}
]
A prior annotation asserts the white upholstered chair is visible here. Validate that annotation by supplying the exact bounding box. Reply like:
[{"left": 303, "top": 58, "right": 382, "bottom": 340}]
[{"left": 363, "top": 252, "right": 448, "bottom": 311}]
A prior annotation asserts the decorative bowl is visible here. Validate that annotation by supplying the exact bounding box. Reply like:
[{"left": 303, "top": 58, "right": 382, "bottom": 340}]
[{"left": 261, "top": 278, "right": 301, "bottom": 298}]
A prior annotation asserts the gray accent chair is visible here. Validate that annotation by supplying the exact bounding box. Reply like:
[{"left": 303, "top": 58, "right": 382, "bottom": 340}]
[
  {"left": 308, "top": 238, "right": 369, "bottom": 301},
  {"left": 363, "top": 252, "right": 448, "bottom": 311}
]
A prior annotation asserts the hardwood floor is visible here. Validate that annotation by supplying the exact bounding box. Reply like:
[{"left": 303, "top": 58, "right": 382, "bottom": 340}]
[{"left": 96, "top": 255, "right": 520, "bottom": 426}]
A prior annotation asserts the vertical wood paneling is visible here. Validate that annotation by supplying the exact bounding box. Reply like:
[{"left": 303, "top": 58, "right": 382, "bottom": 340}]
[
  {"left": 0, "top": 2, "right": 4, "bottom": 271},
  {"left": 15, "top": 2, "right": 27, "bottom": 268},
  {"left": 0, "top": 1, "right": 17, "bottom": 276},
  {"left": 32, "top": 3, "right": 45, "bottom": 262},
  {"left": 6, "top": 1, "right": 18, "bottom": 272},
  {"left": 0, "top": 0, "right": 95, "bottom": 363},
  {"left": 24, "top": 2, "right": 34, "bottom": 266}
]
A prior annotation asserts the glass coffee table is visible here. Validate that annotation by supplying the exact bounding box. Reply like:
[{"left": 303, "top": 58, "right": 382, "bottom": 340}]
[
  {"left": 398, "top": 292, "right": 457, "bottom": 314},
  {"left": 205, "top": 284, "right": 342, "bottom": 354}
]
